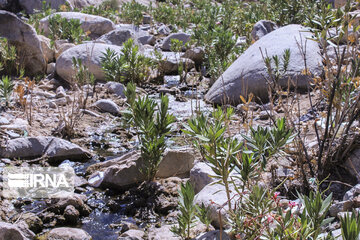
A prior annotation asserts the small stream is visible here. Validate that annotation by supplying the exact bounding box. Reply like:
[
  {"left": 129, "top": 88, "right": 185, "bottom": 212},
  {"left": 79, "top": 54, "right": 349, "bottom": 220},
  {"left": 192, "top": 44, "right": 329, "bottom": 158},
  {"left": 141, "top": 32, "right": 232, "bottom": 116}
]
[{"left": 15, "top": 92, "right": 212, "bottom": 240}]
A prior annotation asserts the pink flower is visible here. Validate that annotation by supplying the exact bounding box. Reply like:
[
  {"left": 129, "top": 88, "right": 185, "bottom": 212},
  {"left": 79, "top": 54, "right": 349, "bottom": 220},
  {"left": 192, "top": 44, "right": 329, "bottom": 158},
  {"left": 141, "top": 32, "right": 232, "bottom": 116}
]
[
  {"left": 216, "top": 21, "right": 221, "bottom": 25},
  {"left": 267, "top": 215, "right": 274, "bottom": 224},
  {"left": 289, "top": 201, "right": 297, "bottom": 209},
  {"left": 273, "top": 192, "right": 280, "bottom": 200}
]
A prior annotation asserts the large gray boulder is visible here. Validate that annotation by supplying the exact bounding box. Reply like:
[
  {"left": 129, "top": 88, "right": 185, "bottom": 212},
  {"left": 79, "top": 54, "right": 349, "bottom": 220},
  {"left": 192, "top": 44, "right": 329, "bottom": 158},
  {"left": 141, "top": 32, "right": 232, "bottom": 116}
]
[
  {"left": 46, "top": 227, "right": 91, "bottom": 240},
  {"left": 55, "top": 43, "right": 123, "bottom": 83},
  {"left": 87, "top": 148, "right": 195, "bottom": 189},
  {"left": 0, "top": 137, "right": 91, "bottom": 163},
  {"left": 205, "top": 24, "right": 323, "bottom": 105},
  {"left": 39, "top": 12, "right": 115, "bottom": 39},
  {"left": 0, "top": 11, "right": 46, "bottom": 76},
  {"left": 96, "top": 26, "right": 154, "bottom": 46}
]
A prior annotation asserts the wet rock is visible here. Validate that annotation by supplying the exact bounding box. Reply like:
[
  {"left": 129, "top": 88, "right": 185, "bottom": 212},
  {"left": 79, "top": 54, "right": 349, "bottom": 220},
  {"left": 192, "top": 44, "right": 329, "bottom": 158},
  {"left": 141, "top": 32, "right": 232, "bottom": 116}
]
[
  {"left": 46, "top": 227, "right": 91, "bottom": 240},
  {"left": 251, "top": 20, "right": 278, "bottom": 41},
  {"left": 93, "top": 99, "right": 120, "bottom": 115},
  {"left": 104, "top": 81, "right": 125, "bottom": 98},
  {"left": 19, "top": 212, "right": 43, "bottom": 234},
  {"left": 64, "top": 205, "right": 79, "bottom": 224},
  {"left": 205, "top": 24, "right": 323, "bottom": 105},
  {"left": 56, "top": 43, "right": 123, "bottom": 83},
  {"left": 161, "top": 32, "right": 191, "bottom": 51},
  {"left": 0, "top": 11, "right": 46, "bottom": 76},
  {"left": 164, "top": 75, "right": 180, "bottom": 88},
  {"left": 40, "top": 12, "right": 115, "bottom": 39},
  {"left": 0, "top": 137, "right": 91, "bottom": 163},
  {"left": 0, "top": 222, "right": 34, "bottom": 240},
  {"left": 119, "top": 229, "right": 145, "bottom": 240},
  {"left": 87, "top": 148, "right": 195, "bottom": 189},
  {"left": 148, "top": 224, "right": 180, "bottom": 240},
  {"left": 51, "top": 193, "right": 90, "bottom": 216},
  {"left": 190, "top": 162, "right": 215, "bottom": 194},
  {"left": 195, "top": 230, "right": 230, "bottom": 240}
]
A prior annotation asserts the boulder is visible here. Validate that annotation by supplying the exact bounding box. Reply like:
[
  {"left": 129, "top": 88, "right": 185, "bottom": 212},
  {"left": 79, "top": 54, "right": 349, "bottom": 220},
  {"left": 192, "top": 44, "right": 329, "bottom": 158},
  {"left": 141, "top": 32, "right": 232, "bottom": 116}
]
[
  {"left": 161, "top": 32, "right": 191, "bottom": 51},
  {"left": 39, "top": 12, "right": 115, "bottom": 39},
  {"left": 0, "top": 222, "right": 33, "bottom": 240},
  {"left": 38, "top": 35, "right": 55, "bottom": 63},
  {"left": 87, "top": 148, "right": 195, "bottom": 189},
  {"left": 96, "top": 29, "right": 141, "bottom": 46},
  {"left": 55, "top": 42, "right": 75, "bottom": 59},
  {"left": 55, "top": 43, "right": 123, "bottom": 83},
  {"left": 0, "top": 137, "right": 91, "bottom": 163},
  {"left": 104, "top": 81, "right": 125, "bottom": 98},
  {"left": 195, "top": 183, "right": 237, "bottom": 228},
  {"left": 251, "top": 20, "right": 278, "bottom": 41},
  {"left": 46, "top": 227, "right": 91, "bottom": 240},
  {"left": 97, "top": 24, "right": 156, "bottom": 46},
  {"left": 190, "top": 162, "right": 215, "bottom": 194},
  {"left": 0, "top": 11, "right": 46, "bottom": 76},
  {"left": 93, "top": 99, "right": 120, "bottom": 115},
  {"left": 63, "top": 205, "right": 80, "bottom": 224},
  {"left": 182, "top": 47, "right": 204, "bottom": 65},
  {"left": 205, "top": 24, "right": 323, "bottom": 105},
  {"left": 145, "top": 49, "right": 195, "bottom": 74}
]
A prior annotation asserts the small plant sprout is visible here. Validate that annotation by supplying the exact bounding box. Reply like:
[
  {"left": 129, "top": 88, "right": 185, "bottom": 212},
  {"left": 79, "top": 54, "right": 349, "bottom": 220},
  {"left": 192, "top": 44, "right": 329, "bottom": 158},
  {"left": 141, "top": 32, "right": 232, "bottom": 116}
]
[
  {"left": 0, "top": 75, "right": 14, "bottom": 107},
  {"left": 171, "top": 181, "right": 197, "bottom": 240}
]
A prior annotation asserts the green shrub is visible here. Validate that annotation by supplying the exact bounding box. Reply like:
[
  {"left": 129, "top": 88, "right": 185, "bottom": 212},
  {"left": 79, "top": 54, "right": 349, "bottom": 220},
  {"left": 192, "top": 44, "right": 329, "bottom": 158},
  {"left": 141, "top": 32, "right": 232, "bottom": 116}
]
[
  {"left": 120, "top": 0, "right": 147, "bottom": 26},
  {"left": 80, "top": 0, "right": 119, "bottom": 23},
  {"left": 0, "top": 38, "right": 19, "bottom": 76},
  {"left": 48, "top": 14, "right": 89, "bottom": 45},
  {"left": 123, "top": 83, "right": 176, "bottom": 181},
  {"left": 101, "top": 39, "right": 154, "bottom": 84},
  {"left": 0, "top": 75, "right": 14, "bottom": 107}
]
